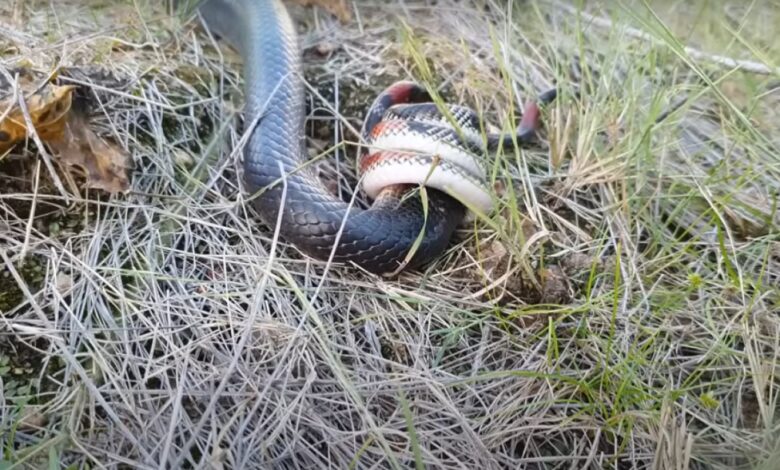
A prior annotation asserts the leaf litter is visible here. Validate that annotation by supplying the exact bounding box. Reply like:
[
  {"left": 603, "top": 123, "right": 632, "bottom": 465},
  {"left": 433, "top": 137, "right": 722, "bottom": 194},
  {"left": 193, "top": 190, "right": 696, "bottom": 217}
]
[{"left": 0, "top": 66, "right": 131, "bottom": 193}]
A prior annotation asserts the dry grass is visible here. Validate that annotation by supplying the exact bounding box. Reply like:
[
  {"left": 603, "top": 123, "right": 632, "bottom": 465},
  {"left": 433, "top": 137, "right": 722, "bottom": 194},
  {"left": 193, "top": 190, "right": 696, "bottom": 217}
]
[{"left": 1, "top": 0, "right": 779, "bottom": 468}]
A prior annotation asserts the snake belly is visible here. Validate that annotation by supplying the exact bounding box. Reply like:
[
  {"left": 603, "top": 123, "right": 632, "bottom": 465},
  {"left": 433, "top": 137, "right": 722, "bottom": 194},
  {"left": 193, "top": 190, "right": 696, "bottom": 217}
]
[{"left": 197, "top": 0, "right": 530, "bottom": 274}]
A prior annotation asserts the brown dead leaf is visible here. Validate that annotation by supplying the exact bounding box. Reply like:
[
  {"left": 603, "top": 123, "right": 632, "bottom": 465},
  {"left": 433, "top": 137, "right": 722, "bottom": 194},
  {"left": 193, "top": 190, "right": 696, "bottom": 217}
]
[
  {"left": 478, "top": 240, "right": 509, "bottom": 279},
  {"left": 48, "top": 111, "right": 131, "bottom": 193},
  {"left": 0, "top": 81, "right": 76, "bottom": 153},
  {"left": 292, "top": 0, "right": 352, "bottom": 22},
  {"left": 0, "top": 68, "right": 131, "bottom": 193},
  {"left": 538, "top": 265, "right": 571, "bottom": 304}
]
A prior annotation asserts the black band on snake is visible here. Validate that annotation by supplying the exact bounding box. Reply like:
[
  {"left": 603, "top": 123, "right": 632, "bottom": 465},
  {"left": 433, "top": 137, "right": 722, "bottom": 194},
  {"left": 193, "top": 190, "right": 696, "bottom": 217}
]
[{"left": 196, "top": 0, "right": 556, "bottom": 274}]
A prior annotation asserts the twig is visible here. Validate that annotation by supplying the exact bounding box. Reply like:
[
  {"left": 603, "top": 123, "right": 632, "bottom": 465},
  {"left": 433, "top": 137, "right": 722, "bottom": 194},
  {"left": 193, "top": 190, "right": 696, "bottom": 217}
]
[
  {"left": 20, "top": 159, "right": 41, "bottom": 259},
  {"left": 549, "top": 0, "right": 780, "bottom": 76}
]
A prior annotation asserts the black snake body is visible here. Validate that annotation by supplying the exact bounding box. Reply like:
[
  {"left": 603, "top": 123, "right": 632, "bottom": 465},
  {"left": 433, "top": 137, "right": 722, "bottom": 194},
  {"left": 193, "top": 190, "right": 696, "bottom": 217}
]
[{"left": 197, "top": 0, "right": 552, "bottom": 273}]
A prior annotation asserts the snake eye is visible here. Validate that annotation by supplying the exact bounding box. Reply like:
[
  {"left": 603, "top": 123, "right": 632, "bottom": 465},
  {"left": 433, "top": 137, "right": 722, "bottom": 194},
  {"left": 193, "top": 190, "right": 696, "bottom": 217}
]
[{"left": 407, "top": 85, "right": 432, "bottom": 103}]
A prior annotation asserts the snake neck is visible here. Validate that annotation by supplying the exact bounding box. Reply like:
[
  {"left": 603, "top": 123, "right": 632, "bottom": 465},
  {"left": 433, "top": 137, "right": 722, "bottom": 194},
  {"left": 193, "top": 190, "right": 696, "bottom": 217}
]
[{"left": 200, "top": 0, "right": 308, "bottom": 188}]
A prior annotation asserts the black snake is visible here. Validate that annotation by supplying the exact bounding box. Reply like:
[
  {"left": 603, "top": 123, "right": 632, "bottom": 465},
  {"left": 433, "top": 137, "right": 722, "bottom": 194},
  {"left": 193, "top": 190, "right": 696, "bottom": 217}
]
[{"left": 197, "top": 0, "right": 554, "bottom": 273}]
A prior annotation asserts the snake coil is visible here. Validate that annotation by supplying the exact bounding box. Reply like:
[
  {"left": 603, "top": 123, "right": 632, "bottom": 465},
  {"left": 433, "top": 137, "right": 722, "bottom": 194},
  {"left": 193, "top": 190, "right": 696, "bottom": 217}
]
[{"left": 197, "top": 0, "right": 553, "bottom": 274}]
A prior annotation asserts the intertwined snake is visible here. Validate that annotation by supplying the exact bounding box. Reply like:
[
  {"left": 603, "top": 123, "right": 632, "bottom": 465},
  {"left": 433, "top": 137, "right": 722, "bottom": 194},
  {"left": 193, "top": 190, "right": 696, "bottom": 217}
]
[{"left": 197, "top": 0, "right": 555, "bottom": 274}]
